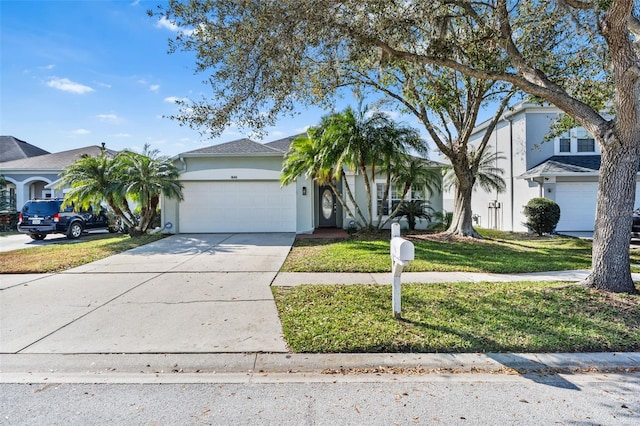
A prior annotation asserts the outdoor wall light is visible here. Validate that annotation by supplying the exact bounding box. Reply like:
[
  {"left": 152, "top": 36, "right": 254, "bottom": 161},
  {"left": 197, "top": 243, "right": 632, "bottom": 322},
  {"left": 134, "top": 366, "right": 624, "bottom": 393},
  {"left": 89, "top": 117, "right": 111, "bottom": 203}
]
[{"left": 302, "top": 186, "right": 307, "bottom": 196}]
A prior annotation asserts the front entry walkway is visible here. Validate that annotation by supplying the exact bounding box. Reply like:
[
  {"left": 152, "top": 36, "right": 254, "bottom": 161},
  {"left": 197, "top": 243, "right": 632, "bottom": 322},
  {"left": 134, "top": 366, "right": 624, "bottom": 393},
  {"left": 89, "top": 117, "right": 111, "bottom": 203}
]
[{"left": 0, "top": 233, "right": 295, "bottom": 354}]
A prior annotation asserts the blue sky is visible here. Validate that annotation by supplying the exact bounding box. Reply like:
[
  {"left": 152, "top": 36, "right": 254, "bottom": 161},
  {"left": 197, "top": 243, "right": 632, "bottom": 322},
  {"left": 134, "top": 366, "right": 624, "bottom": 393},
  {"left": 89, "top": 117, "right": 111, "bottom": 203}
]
[{"left": 1, "top": 0, "right": 360, "bottom": 157}]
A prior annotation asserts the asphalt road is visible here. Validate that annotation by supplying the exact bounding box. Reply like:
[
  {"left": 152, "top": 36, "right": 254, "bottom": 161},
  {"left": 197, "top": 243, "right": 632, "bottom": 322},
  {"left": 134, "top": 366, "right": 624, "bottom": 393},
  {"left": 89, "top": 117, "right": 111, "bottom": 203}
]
[{"left": 2, "top": 372, "right": 638, "bottom": 425}]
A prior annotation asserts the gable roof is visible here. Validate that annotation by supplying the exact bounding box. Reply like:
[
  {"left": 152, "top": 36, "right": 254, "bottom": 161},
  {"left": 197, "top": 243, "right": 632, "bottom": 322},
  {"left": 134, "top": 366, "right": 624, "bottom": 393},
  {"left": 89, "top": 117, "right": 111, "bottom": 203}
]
[
  {"left": 0, "top": 136, "right": 50, "bottom": 162},
  {"left": 180, "top": 137, "right": 288, "bottom": 157},
  {"left": 517, "top": 155, "right": 628, "bottom": 179},
  {"left": 264, "top": 134, "right": 305, "bottom": 153},
  {"left": 0, "top": 146, "right": 118, "bottom": 171}
]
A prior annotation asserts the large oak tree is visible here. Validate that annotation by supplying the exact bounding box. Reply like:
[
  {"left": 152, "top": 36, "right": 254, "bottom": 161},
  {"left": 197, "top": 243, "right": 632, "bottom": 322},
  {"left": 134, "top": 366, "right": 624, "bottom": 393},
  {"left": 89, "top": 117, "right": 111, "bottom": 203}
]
[{"left": 154, "top": 0, "right": 640, "bottom": 293}]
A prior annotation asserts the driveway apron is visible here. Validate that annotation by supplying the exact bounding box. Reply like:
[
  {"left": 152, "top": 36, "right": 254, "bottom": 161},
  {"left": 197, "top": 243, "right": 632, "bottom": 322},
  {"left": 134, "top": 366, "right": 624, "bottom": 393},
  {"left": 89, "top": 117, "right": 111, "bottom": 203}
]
[{"left": 0, "top": 233, "right": 294, "bottom": 354}]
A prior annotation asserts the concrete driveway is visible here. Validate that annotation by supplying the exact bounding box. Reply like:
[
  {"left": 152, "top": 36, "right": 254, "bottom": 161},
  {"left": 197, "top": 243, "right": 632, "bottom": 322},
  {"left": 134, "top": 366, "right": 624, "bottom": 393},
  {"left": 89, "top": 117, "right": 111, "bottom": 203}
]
[
  {"left": 0, "top": 230, "right": 111, "bottom": 253},
  {"left": 0, "top": 233, "right": 294, "bottom": 354}
]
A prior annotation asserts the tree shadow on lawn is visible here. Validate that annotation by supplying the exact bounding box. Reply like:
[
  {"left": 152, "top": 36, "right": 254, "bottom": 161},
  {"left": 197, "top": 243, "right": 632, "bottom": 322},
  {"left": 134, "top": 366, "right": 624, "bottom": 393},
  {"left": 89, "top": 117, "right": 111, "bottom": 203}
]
[
  {"left": 397, "top": 286, "right": 639, "bottom": 353},
  {"left": 395, "top": 299, "right": 586, "bottom": 389},
  {"left": 409, "top": 241, "right": 591, "bottom": 273}
]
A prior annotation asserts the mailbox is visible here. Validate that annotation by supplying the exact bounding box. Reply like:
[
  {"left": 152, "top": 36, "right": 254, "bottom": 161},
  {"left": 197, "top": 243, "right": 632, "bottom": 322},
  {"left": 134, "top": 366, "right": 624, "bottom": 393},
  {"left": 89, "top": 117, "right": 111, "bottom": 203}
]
[{"left": 390, "top": 237, "right": 414, "bottom": 264}]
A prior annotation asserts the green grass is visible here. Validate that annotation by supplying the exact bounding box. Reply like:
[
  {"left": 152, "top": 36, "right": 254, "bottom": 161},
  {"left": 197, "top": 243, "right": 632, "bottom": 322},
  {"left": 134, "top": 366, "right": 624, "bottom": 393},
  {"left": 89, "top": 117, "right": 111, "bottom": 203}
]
[
  {"left": 0, "top": 233, "right": 165, "bottom": 273},
  {"left": 273, "top": 281, "right": 640, "bottom": 353},
  {"left": 284, "top": 230, "right": 640, "bottom": 273}
]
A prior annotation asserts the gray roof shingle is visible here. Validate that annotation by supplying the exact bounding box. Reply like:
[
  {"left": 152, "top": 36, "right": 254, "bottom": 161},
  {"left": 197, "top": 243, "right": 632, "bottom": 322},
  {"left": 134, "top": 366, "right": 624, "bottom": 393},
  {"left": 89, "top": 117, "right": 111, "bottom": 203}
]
[
  {"left": 0, "top": 136, "right": 50, "bottom": 162},
  {"left": 182, "top": 138, "right": 284, "bottom": 156},
  {"left": 0, "top": 146, "right": 118, "bottom": 170},
  {"left": 264, "top": 134, "right": 306, "bottom": 153},
  {"left": 517, "top": 155, "right": 636, "bottom": 179}
]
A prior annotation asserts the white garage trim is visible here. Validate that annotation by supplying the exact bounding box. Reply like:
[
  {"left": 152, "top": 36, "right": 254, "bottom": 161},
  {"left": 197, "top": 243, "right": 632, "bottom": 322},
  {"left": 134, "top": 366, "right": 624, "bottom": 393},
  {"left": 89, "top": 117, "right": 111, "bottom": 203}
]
[
  {"left": 555, "top": 182, "right": 598, "bottom": 232},
  {"left": 179, "top": 181, "right": 296, "bottom": 233},
  {"left": 180, "top": 168, "right": 281, "bottom": 181}
]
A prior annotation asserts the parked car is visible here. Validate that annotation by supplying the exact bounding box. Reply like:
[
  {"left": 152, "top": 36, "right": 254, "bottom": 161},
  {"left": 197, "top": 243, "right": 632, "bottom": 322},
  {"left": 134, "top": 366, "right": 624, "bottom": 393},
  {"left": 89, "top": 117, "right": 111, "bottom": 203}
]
[
  {"left": 17, "top": 198, "right": 117, "bottom": 240},
  {"left": 633, "top": 209, "right": 640, "bottom": 236}
]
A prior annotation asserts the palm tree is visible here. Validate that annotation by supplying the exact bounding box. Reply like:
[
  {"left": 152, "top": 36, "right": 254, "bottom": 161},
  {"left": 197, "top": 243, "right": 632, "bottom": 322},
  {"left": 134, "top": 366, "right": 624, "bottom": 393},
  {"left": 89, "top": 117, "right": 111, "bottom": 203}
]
[
  {"left": 119, "top": 144, "right": 184, "bottom": 235},
  {"left": 320, "top": 102, "right": 429, "bottom": 230},
  {"left": 59, "top": 144, "right": 183, "bottom": 237},
  {"left": 442, "top": 149, "right": 506, "bottom": 237},
  {"left": 373, "top": 124, "right": 427, "bottom": 229},
  {"left": 397, "top": 200, "right": 435, "bottom": 231},
  {"left": 281, "top": 127, "right": 366, "bottom": 227},
  {"left": 443, "top": 150, "right": 506, "bottom": 194},
  {"left": 379, "top": 156, "right": 442, "bottom": 229},
  {"left": 58, "top": 149, "right": 136, "bottom": 231}
]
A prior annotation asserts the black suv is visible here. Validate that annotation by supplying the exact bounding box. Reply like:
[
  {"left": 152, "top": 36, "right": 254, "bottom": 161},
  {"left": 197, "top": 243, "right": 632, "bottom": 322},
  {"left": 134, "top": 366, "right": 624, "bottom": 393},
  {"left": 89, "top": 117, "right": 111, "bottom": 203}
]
[{"left": 17, "top": 198, "right": 116, "bottom": 240}]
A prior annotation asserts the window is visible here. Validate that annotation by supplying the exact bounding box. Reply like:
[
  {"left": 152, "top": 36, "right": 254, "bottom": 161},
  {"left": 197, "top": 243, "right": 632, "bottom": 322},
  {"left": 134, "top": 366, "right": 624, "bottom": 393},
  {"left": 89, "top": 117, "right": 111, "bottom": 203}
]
[
  {"left": 376, "top": 184, "right": 389, "bottom": 215},
  {"left": 559, "top": 138, "right": 571, "bottom": 153},
  {"left": 577, "top": 138, "right": 595, "bottom": 153},
  {"left": 376, "top": 183, "right": 424, "bottom": 216}
]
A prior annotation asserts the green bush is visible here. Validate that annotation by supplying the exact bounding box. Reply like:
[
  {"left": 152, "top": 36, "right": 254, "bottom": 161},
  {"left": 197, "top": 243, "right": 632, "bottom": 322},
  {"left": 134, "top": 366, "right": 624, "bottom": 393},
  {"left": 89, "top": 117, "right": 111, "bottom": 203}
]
[{"left": 523, "top": 197, "right": 561, "bottom": 236}]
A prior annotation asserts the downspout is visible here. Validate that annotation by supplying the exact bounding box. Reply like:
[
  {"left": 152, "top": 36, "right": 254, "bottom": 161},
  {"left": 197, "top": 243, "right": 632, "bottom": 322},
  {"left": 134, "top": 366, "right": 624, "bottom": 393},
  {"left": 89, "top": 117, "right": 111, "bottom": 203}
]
[{"left": 507, "top": 117, "right": 514, "bottom": 231}]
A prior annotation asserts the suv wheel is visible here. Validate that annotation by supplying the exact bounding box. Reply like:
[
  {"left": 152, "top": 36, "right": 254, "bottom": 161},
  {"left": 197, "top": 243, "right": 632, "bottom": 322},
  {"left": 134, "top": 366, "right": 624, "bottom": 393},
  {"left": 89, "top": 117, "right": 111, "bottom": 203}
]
[
  {"left": 67, "top": 221, "right": 83, "bottom": 239},
  {"left": 29, "top": 233, "right": 46, "bottom": 241}
]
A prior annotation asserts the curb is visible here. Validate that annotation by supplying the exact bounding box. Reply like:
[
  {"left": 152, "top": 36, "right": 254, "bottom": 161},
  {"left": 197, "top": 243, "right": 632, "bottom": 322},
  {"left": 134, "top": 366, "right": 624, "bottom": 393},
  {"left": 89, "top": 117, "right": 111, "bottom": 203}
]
[{"left": 2, "top": 352, "right": 638, "bottom": 383}]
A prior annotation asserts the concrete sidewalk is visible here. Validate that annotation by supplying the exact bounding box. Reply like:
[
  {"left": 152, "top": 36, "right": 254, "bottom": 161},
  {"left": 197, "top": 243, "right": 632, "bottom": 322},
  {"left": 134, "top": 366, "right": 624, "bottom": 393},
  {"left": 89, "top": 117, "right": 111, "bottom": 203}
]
[
  {"left": 271, "top": 269, "right": 630, "bottom": 286},
  {"left": 271, "top": 270, "right": 640, "bottom": 287}
]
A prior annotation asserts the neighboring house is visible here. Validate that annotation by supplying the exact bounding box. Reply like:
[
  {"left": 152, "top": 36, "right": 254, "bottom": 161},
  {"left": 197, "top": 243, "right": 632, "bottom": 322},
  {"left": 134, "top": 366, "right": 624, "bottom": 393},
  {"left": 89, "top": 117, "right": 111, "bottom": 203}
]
[
  {"left": 0, "top": 136, "right": 50, "bottom": 163},
  {"left": 444, "top": 102, "right": 640, "bottom": 233},
  {"left": 161, "top": 136, "right": 444, "bottom": 234},
  {"left": 0, "top": 144, "right": 118, "bottom": 211}
]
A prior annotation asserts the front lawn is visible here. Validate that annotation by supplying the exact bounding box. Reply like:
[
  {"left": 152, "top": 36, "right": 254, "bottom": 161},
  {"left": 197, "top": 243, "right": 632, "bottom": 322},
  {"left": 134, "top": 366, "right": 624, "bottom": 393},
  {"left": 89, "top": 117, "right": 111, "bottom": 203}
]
[
  {"left": 273, "top": 281, "right": 640, "bottom": 353},
  {"left": 0, "top": 233, "right": 165, "bottom": 273},
  {"left": 283, "top": 229, "right": 640, "bottom": 273}
]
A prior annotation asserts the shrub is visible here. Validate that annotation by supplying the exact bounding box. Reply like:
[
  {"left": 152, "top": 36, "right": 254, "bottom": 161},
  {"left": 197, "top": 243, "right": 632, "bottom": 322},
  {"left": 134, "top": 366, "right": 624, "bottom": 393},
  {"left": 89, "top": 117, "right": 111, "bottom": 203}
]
[
  {"left": 397, "top": 200, "right": 434, "bottom": 231},
  {"left": 523, "top": 197, "right": 561, "bottom": 236}
]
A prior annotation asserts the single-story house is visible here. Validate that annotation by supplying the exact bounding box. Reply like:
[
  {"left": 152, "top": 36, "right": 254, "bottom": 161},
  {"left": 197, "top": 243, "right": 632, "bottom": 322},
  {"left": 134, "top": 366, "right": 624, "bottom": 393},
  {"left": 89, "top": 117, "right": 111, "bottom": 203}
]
[
  {"left": 161, "top": 136, "right": 444, "bottom": 234},
  {"left": 0, "top": 142, "right": 118, "bottom": 211}
]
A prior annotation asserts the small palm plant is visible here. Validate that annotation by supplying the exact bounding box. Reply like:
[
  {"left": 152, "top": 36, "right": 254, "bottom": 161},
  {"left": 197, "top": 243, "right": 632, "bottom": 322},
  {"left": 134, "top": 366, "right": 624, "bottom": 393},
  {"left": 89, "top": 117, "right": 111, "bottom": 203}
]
[{"left": 397, "top": 200, "right": 435, "bottom": 231}]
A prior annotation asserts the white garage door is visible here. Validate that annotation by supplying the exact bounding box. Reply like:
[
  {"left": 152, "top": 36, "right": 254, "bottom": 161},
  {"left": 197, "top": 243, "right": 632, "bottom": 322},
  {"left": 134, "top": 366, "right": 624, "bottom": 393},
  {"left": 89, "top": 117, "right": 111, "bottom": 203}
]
[
  {"left": 179, "top": 181, "right": 296, "bottom": 233},
  {"left": 555, "top": 182, "right": 598, "bottom": 231}
]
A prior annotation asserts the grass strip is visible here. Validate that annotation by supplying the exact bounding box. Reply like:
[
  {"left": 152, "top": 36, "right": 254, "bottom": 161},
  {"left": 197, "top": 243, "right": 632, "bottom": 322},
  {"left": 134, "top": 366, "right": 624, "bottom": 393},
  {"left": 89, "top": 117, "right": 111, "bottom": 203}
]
[
  {"left": 284, "top": 230, "right": 640, "bottom": 273},
  {"left": 273, "top": 281, "right": 640, "bottom": 353},
  {"left": 0, "top": 233, "right": 164, "bottom": 273}
]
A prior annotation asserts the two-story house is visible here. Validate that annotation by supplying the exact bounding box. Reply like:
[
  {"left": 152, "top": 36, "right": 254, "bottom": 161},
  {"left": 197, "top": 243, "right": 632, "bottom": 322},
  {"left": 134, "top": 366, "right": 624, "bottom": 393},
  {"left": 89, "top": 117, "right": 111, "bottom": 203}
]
[{"left": 443, "top": 102, "right": 640, "bottom": 233}]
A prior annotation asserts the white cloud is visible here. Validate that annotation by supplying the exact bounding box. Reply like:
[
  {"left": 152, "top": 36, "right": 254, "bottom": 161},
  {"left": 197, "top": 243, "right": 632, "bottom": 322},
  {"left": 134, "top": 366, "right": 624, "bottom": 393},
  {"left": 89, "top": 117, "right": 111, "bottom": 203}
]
[
  {"left": 164, "top": 96, "right": 188, "bottom": 104},
  {"left": 47, "top": 77, "right": 94, "bottom": 94},
  {"left": 39, "top": 64, "right": 55, "bottom": 70},
  {"left": 130, "top": 0, "right": 141, "bottom": 6},
  {"left": 113, "top": 133, "right": 132, "bottom": 138},
  {"left": 149, "top": 84, "right": 160, "bottom": 92},
  {"left": 156, "top": 16, "right": 180, "bottom": 32},
  {"left": 97, "top": 82, "right": 112, "bottom": 89},
  {"left": 71, "top": 129, "right": 91, "bottom": 135},
  {"left": 156, "top": 16, "right": 194, "bottom": 36},
  {"left": 379, "top": 109, "right": 401, "bottom": 120},
  {"left": 96, "top": 114, "right": 122, "bottom": 123}
]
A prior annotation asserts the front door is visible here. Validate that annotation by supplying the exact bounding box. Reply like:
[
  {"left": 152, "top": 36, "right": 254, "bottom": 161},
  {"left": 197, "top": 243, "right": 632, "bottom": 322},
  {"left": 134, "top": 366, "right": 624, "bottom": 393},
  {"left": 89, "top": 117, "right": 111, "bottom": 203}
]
[{"left": 318, "top": 186, "right": 337, "bottom": 227}]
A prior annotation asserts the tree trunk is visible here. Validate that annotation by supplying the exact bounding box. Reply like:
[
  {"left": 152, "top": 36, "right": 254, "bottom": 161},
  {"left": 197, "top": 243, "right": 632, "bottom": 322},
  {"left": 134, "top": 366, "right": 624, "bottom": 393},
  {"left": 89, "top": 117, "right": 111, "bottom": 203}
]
[
  {"left": 581, "top": 137, "right": 639, "bottom": 294},
  {"left": 445, "top": 172, "right": 482, "bottom": 238},
  {"left": 328, "top": 181, "right": 366, "bottom": 228},
  {"left": 376, "top": 172, "right": 392, "bottom": 229},
  {"left": 359, "top": 164, "right": 374, "bottom": 230},
  {"left": 580, "top": 0, "right": 639, "bottom": 294},
  {"left": 338, "top": 177, "right": 369, "bottom": 227}
]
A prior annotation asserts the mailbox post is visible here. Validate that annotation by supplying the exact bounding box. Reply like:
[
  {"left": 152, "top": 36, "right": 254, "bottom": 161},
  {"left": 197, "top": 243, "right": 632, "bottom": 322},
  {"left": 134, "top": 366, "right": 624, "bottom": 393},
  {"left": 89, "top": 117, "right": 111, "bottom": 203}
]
[{"left": 390, "top": 223, "right": 414, "bottom": 318}]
